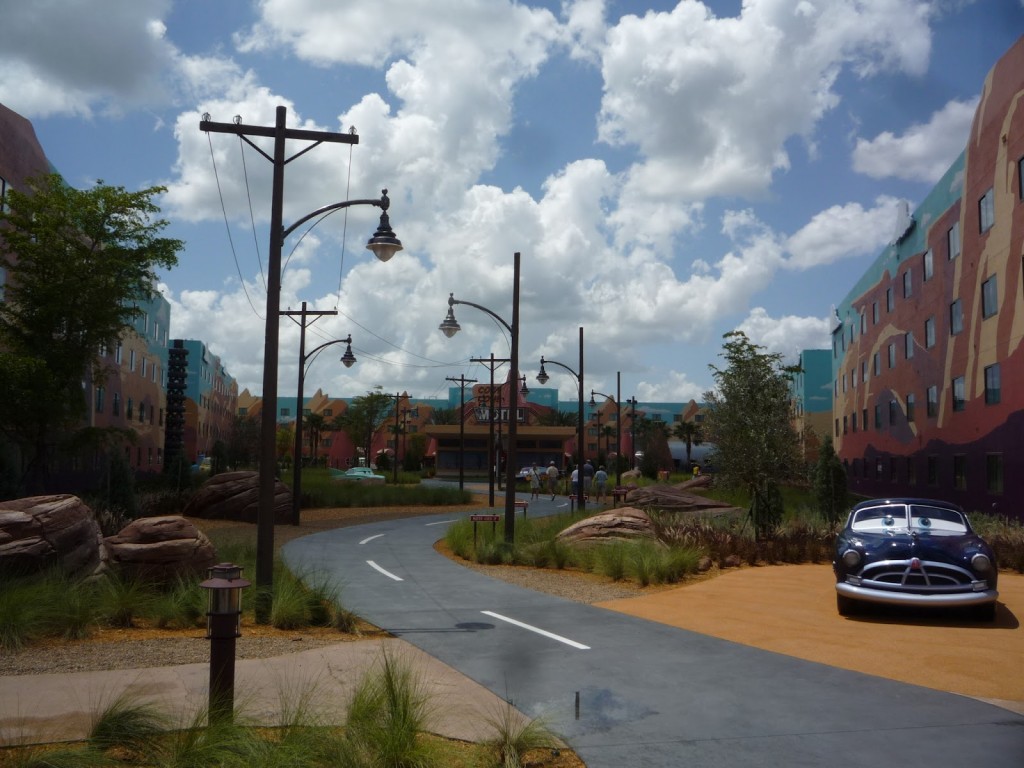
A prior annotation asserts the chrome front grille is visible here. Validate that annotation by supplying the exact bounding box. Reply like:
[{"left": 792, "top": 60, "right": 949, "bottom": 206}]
[{"left": 860, "top": 559, "right": 978, "bottom": 592}]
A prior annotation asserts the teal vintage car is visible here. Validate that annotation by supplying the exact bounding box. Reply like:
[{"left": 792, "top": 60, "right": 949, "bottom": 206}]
[{"left": 331, "top": 466, "right": 386, "bottom": 484}]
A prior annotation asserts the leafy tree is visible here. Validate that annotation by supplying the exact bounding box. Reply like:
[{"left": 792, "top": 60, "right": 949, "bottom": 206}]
[
  {"left": 404, "top": 432, "right": 426, "bottom": 471},
  {"left": 333, "top": 388, "right": 394, "bottom": 463},
  {"left": 0, "top": 174, "right": 181, "bottom": 492},
  {"left": 703, "top": 331, "right": 801, "bottom": 539},
  {"left": 814, "top": 435, "right": 847, "bottom": 524},
  {"left": 226, "top": 414, "right": 260, "bottom": 469},
  {"left": 672, "top": 420, "right": 704, "bottom": 467}
]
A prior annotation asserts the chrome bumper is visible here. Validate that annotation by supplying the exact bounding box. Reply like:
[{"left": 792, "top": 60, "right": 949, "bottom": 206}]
[{"left": 836, "top": 581, "right": 998, "bottom": 607}]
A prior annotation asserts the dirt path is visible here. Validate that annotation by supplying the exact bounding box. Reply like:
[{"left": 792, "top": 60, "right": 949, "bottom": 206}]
[{"left": 598, "top": 565, "right": 1024, "bottom": 714}]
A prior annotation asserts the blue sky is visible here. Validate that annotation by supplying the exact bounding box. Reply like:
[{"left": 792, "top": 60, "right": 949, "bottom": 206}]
[{"left": 2, "top": 1, "right": 1022, "bottom": 405}]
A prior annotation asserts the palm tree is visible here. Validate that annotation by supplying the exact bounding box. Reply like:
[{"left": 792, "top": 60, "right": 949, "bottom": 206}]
[
  {"left": 537, "top": 409, "right": 577, "bottom": 427},
  {"left": 672, "top": 420, "right": 704, "bottom": 468},
  {"left": 430, "top": 407, "right": 458, "bottom": 425},
  {"left": 601, "top": 424, "right": 615, "bottom": 456},
  {"left": 304, "top": 412, "right": 326, "bottom": 466}
]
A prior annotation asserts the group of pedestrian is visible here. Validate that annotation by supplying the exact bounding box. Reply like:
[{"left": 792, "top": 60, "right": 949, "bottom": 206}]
[
  {"left": 527, "top": 461, "right": 562, "bottom": 500},
  {"left": 527, "top": 459, "right": 610, "bottom": 503}
]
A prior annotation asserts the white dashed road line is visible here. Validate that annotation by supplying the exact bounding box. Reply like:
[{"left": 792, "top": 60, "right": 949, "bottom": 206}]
[
  {"left": 481, "top": 610, "right": 590, "bottom": 650},
  {"left": 367, "top": 560, "right": 403, "bottom": 581}
]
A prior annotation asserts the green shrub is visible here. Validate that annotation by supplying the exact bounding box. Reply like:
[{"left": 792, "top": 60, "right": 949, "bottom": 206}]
[
  {"left": 0, "top": 577, "right": 49, "bottom": 651},
  {"left": 95, "top": 573, "right": 155, "bottom": 629},
  {"left": 596, "top": 542, "right": 628, "bottom": 581},
  {"left": 151, "top": 576, "right": 205, "bottom": 629}
]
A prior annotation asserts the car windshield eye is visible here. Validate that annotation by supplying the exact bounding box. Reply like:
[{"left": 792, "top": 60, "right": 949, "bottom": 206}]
[
  {"left": 918, "top": 517, "right": 931, "bottom": 528},
  {"left": 884, "top": 516, "right": 894, "bottom": 526}
]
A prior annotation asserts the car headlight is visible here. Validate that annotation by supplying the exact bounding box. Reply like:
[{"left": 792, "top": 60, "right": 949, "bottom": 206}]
[
  {"left": 971, "top": 554, "right": 992, "bottom": 573},
  {"left": 842, "top": 549, "right": 861, "bottom": 568}
]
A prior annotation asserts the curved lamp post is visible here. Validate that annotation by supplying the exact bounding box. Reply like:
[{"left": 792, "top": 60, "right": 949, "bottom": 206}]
[
  {"left": 536, "top": 326, "right": 585, "bottom": 513},
  {"left": 590, "top": 371, "right": 621, "bottom": 486},
  {"left": 439, "top": 252, "right": 521, "bottom": 544},
  {"left": 201, "top": 106, "right": 401, "bottom": 622},
  {"left": 292, "top": 331, "right": 355, "bottom": 526}
]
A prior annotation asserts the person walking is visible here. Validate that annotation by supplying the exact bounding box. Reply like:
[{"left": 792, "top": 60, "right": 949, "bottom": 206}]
[
  {"left": 546, "top": 461, "right": 559, "bottom": 499},
  {"left": 583, "top": 459, "right": 595, "bottom": 496},
  {"left": 594, "top": 465, "right": 608, "bottom": 503},
  {"left": 528, "top": 463, "right": 541, "bottom": 500}
]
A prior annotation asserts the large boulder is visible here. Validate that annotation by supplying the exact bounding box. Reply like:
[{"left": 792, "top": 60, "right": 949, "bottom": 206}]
[
  {"left": 0, "top": 495, "right": 106, "bottom": 578},
  {"left": 557, "top": 507, "right": 657, "bottom": 545},
  {"left": 105, "top": 515, "right": 217, "bottom": 581},
  {"left": 181, "top": 471, "right": 292, "bottom": 523}
]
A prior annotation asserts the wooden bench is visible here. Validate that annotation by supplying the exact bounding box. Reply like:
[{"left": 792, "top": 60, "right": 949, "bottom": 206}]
[
  {"left": 514, "top": 500, "right": 529, "bottom": 518},
  {"left": 611, "top": 487, "right": 630, "bottom": 507}
]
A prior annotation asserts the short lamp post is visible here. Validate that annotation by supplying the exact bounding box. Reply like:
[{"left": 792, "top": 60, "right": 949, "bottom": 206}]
[
  {"left": 536, "top": 326, "right": 585, "bottom": 513},
  {"left": 440, "top": 252, "right": 521, "bottom": 544},
  {"left": 201, "top": 563, "right": 251, "bottom": 724},
  {"left": 626, "top": 396, "right": 638, "bottom": 468}
]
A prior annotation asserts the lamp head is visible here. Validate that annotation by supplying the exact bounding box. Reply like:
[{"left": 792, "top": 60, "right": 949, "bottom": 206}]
[
  {"left": 536, "top": 358, "right": 549, "bottom": 385},
  {"left": 589, "top": 391, "right": 596, "bottom": 406},
  {"left": 365, "top": 189, "right": 403, "bottom": 262},
  {"left": 519, "top": 376, "right": 529, "bottom": 396},
  {"left": 439, "top": 295, "right": 461, "bottom": 338},
  {"left": 341, "top": 336, "right": 356, "bottom": 368}
]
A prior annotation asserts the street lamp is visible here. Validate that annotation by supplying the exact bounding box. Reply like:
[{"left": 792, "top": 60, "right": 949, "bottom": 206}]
[
  {"left": 201, "top": 107, "right": 401, "bottom": 622},
  {"left": 440, "top": 252, "right": 521, "bottom": 544},
  {"left": 536, "top": 326, "right": 585, "bottom": 513},
  {"left": 590, "top": 371, "right": 621, "bottom": 486},
  {"left": 626, "top": 396, "right": 638, "bottom": 468},
  {"left": 289, "top": 305, "right": 355, "bottom": 526}
]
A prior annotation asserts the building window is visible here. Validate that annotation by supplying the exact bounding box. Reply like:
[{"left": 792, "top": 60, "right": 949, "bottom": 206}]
[
  {"left": 984, "top": 363, "right": 1001, "bottom": 405},
  {"left": 952, "top": 376, "right": 966, "bottom": 412},
  {"left": 138, "top": 403, "right": 145, "bottom": 423},
  {"left": 888, "top": 400, "right": 898, "bottom": 425},
  {"left": 860, "top": 312, "right": 866, "bottom": 335},
  {"left": 1020, "top": 156, "right": 1024, "bottom": 199},
  {"left": 126, "top": 398, "right": 134, "bottom": 420},
  {"left": 862, "top": 408, "right": 868, "bottom": 429},
  {"left": 875, "top": 458, "right": 883, "bottom": 479},
  {"left": 280, "top": 408, "right": 290, "bottom": 417},
  {"left": 948, "top": 221, "right": 960, "bottom": 259},
  {"left": 141, "top": 358, "right": 148, "bottom": 379},
  {"left": 843, "top": 415, "right": 848, "bottom": 434},
  {"left": 927, "top": 455, "right": 938, "bottom": 486},
  {"left": 902, "top": 268, "right": 912, "bottom": 298},
  {"left": 159, "top": 408, "right": 164, "bottom": 426},
  {"left": 949, "top": 299, "right": 963, "bottom": 335},
  {"left": 95, "top": 387, "right": 105, "bottom": 413},
  {"left": 904, "top": 332, "right": 914, "bottom": 360},
  {"left": 923, "top": 249, "right": 933, "bottom": 281},
  {"left": 953, "top": 455, "right": 967, "bottom": 490},
  {"left": 873, "top": 351, "right": 880, "bottom": 376},
  {"left": 851, "top": 367, "right": 856, "bottom": 389},
  {"left": 874, "top": 404, "right": 881, "bottom": 429},
  {"left": 324, "top": 408, "right": 333, "bottom": 417},
  {"left": 872, "top": 301, "right": 879, "bottom": 324},
  {"left": 978, "top": 188, "right": 994, "bottom": 232},
  {"left": 906, "top": 457, "right": 916, "bottom": 486},
  {"left": 112, "top": 393, "right": 121, "bottom": 416},
  {"left": 987, "top": 454, "right": 1004, "bottom": 493},
  {"left": 861, "top": 361, "right": 867, "bottom": 383},
  {"left": 924, "top": 316, "right": 935, "bottom": 348},
  {"left": 981, "top": 275, "right": 998, "bottom": 318},
  {"left": 890, "top": 458, "right": 898, "bottom": 483},
  {"left": 852, "top": 411, "right": 858, "bottom": 432},
  {"left": 906, "top": 393, "right": 915, "bottom": 422},
  {"left": 926, "top": 385, "right": 938, "bottom": 417},
  {"left": 835, "top": 418, "right": 839, "bottom": 437},
  {"left": 888, "top": 342, "right": 896, "bottom": 369},
  {"left": 115, "top": 342, "right": 123, "bottom": 364},
  {"left": 886, "top": 286, "right": 894, "bottom": 312}
]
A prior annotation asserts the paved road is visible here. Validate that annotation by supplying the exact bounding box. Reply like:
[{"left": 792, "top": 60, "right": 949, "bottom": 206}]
[{"left": 283, "top": 495, "right": 1024, "bottom": 767}]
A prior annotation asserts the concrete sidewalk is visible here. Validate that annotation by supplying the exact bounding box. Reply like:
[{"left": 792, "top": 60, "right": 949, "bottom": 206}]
[{"left": 0, "top": 637, "right": 516, "bottom": 746}]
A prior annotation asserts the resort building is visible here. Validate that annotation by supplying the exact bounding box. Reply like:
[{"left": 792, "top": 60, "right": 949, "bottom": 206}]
[{"left": 831, "top": 36, "right": 1024, "bottom": 515}]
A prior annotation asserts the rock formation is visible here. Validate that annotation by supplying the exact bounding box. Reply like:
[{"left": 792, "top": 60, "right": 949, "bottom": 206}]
[
  {"left": 181, "top": 471, "right": 292, "bottom": 523},
  {"left": 105, "top": 515, "right": 217, "bottom": 581},
  {"left": 557, "top": 507, "right": 657, "bottom": 544},
  {"left": 0, "top": 495, "right": 105, "bottom": 578}
]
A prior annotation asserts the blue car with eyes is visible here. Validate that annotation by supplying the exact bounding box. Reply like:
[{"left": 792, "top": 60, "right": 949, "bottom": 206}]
[{"left": 833, "top": 498, "right": 998, "bottom": 621}]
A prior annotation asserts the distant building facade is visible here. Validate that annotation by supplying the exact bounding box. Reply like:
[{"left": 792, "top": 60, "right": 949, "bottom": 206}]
[
  {"left": 790, "top": 349, "right": 833, "bottom": 464},
  {"left": 831, "top": 36, "right": 1024, "bottom": 515}
]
